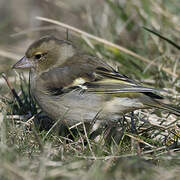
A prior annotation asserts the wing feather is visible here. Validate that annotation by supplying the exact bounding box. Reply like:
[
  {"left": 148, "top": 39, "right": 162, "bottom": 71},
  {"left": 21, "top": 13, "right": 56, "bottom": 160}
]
[{"left": 82, "top": 66, "right": 164, "bottom": 99}]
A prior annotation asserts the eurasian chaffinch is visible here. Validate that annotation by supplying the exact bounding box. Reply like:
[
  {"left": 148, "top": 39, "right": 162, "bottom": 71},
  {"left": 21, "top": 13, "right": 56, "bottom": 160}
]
[{"left": 13, "top": 36, "right": 180, "bottom": 125}]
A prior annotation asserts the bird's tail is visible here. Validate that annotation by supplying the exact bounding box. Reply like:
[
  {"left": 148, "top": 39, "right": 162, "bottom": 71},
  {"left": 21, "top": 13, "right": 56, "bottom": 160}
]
[{"left": 155, "top": 102, "right": 180, "bottom": 116}]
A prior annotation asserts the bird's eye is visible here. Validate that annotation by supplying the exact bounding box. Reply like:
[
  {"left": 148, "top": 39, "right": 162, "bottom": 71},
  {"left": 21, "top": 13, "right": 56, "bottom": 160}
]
[{"left": 34, "top": 53, "right": 42, "bottom": 60}]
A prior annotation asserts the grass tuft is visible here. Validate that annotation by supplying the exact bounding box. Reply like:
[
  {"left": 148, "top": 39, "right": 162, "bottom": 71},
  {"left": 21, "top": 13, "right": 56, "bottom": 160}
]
[{"left": 0, "top": 0, "right": 180, "bottom": 179}]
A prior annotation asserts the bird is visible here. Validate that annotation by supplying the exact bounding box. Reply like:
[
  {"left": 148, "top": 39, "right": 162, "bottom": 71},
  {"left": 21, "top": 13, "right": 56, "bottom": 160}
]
[{"left": 12, "top": 36, "right": 180, "bottom": 125}]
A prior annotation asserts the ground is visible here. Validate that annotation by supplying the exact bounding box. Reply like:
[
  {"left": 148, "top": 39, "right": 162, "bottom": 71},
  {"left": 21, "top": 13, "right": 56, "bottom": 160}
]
[{"left": 0, "top": 0, "right": 180, "bottom": 179}]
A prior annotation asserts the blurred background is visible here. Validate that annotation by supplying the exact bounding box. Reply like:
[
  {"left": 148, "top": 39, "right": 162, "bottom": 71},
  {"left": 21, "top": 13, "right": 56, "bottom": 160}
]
[
  {"left": 0, "top": 0, "right": 179, "bottom": 77},
  {"left": 0, "top": 1, "right": 180, "bottom": 179}
]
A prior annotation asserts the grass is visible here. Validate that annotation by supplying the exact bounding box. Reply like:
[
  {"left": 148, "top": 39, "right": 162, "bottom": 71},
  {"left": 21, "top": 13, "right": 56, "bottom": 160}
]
[{"left": 0, "top": 0, "right": 180, "bottom": 179}]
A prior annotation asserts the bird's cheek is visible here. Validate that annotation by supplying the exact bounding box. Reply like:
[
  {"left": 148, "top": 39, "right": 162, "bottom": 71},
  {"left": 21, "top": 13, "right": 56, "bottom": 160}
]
[{"left": 12, "top": 56, "right": 35, "bottom": 69}]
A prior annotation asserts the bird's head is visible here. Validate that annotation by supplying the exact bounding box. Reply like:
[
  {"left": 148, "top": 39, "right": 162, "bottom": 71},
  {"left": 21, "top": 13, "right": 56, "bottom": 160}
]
[{"left": 13, "top": 36, "right": 76, "bottom": 72}]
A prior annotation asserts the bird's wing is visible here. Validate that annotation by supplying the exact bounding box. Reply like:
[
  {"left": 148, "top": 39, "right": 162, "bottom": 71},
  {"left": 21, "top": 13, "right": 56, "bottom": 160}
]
[
  {"left": 79, "top": 66, "right": 164, "bottom": 99},
  {"left": 40, "top": 54, "right": 163, "bottom": 99}
]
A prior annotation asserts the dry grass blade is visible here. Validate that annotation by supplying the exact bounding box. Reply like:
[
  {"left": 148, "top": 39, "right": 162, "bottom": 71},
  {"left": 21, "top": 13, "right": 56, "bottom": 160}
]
[
  {"left": 126, "top": 133, "right": 155, "bottom": 148},
  {"left": 2, "top": 73, "right": 23, "bottom": 108},
  {"left": 36, "top": 16, "right": 177, "bottom": 77},
  {"left": 76, "top": 146, "right": 168, "bottom": 160},
  {"left": 0, "top": 49, "right": 22, "bottom": 60},
  {"left": 10, "top": 25, "right": 61, "bottom": 37},
  {"left": 82, "top": 122, "right": 96, "bottom": 159}
]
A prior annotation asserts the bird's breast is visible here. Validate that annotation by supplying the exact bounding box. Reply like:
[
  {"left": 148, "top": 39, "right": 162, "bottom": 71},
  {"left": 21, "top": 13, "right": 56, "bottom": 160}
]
[
  {"left": 30, "top": 78, "right": 105, "bottom": 124},
  {"left": 30, "top": 72, "right": 148, "bottom": 124}
]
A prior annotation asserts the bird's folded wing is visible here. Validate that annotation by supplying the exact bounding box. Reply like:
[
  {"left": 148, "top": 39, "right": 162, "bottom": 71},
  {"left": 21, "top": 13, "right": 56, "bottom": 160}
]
[
  {"left": 80, "top": 67, "right": 164, "bottom": 99},
  {"left": 95, "top": 66, "right": 140, "bottom": 85},
  {"left": 83, "top": 79, "right": 162, "bottom": 94}
]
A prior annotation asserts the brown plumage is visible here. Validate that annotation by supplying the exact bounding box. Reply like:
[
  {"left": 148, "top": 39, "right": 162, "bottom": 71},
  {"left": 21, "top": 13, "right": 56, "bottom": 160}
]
[{"left": 13, "top": 36, "right": 180, "bottom": 125}]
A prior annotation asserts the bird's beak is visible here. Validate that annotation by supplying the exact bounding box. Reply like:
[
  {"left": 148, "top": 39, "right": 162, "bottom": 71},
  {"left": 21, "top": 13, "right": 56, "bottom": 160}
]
[{"left": 12, "top": 56, "right": 34, "bottom": 69}]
